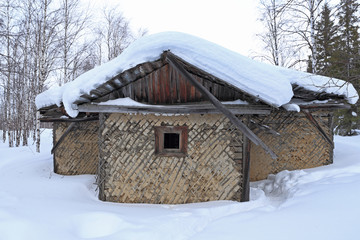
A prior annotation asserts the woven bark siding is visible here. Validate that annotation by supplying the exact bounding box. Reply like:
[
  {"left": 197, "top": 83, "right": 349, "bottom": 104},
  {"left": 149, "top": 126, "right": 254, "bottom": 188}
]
[
  {"left": 250, "top": 110, "right": 333, "bottom": 181},
  {"left": 53, "top": 121, "right": 99, "bottom": 175},
  {"left": 98, "top": 113, "right": 244, "bottom": 204}
]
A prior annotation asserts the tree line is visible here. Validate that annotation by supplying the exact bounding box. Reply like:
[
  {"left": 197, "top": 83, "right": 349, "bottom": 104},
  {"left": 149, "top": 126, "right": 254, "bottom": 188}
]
[
  {"left": 1, "top": 0, "right": 359, "bottom": 152},
  {"left": 0, "top": 0, "right": 145, "bottom": 151},
  {"left": 258, "top": 0, "right": 360, "bottom": 135}
]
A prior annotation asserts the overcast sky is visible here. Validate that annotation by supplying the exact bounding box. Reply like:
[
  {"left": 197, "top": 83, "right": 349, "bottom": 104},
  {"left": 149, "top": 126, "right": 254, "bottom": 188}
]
[{"left": 86, "top": 0, "right": 263, "bottom": 56}]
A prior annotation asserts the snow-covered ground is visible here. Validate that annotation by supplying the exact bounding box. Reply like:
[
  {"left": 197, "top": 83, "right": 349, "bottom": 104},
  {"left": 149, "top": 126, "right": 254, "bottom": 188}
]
[{"left": 0, "top": 129, "right": 359, "bottom": 240}]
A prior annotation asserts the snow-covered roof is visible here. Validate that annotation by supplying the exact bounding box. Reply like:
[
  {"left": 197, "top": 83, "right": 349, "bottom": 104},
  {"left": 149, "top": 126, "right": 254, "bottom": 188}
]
[{"left": 35, "top": 32, "right": 359, "bottom": 118}]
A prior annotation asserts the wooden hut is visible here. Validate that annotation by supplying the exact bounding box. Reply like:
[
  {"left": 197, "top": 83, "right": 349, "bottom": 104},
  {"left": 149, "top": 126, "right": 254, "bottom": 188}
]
[{"left": 36, "top": 32, "right": 358, "bottom": 204}]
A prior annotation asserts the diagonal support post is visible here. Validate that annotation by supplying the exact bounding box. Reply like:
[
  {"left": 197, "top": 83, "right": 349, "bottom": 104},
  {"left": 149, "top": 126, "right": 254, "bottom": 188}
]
[
  {"left": 302, "top": 110, "right": 334, "bottom": 147},
  {"left": 164, "top": 51, "right": 277, "bottom": 159},
  {"left": 51, "top": 122, "right": 77, "bottom": 154}
]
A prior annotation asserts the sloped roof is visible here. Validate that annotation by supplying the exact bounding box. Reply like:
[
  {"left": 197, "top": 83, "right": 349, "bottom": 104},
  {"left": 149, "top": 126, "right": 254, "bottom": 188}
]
[{"left": 35, "top": 32, "right": 359, "bottom": 118}]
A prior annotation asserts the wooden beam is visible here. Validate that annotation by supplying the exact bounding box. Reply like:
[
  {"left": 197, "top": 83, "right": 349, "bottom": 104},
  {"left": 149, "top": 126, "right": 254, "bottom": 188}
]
[
  {"left": 250, "top": 119, "right": 280, "bottom": 136},
  {"left": 40, "top": 116, "right": 99, "bottom": 123},
  {"left": 300, "top": 103, "right": 350, "bottom": 110},
  {"left": 241, "top": 137, "right": 251, "bottom": 202},
  {"left": 51, "top": 122, "right": 77, "bottom": 154},
  {"left": 77, "top": 103, "right": 271, "bottom": 115},
  {"left": 164, "top": 51, "right": 277, "bottom": 159},
  {"left": 302, "top": 110, "right": 334, "bottom": 147}
]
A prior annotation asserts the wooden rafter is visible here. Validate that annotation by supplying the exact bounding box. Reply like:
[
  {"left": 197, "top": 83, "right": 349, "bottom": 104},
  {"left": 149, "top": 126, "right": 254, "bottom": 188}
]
[
  {"left": 164, "top": 51, "right": 277, "bottom": 159},
  {"left": 302, "top": 109, "right": 334, "bottom": 147},
  {"left": 77, "top": 103, "right": 271, "bottom": 115},
  {"left": 51, "top": 122, "right": 77, "bottom": 154},
  {"left": 40, "top": 116, "right": 99, "bottom": 123}
]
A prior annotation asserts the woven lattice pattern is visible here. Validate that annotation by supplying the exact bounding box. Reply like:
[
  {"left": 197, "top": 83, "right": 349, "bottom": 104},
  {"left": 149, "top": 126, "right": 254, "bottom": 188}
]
[
  {"left": 98, "top": 113, "right": 244, "bottom": 204},
  {"left": 250, "top": 111, "right": 333, "bottom": 181},
  {"left": 53, "top": 121, "right": 99, "bottom": 175}
]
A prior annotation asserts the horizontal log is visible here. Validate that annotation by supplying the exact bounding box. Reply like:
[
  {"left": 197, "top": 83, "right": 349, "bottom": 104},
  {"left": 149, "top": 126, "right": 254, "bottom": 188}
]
[
  {"left": 299, "top": 103, "right": 350, "bottom": 110},
  {"left": 77, "top": 103, "right": 271, "bottom": 115},
  {"left": 39, "top": 116, "right": 99, "bottom": 122}
]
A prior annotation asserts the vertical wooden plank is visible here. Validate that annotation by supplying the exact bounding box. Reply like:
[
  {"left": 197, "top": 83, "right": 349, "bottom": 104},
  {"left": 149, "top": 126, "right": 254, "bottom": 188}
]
[
  {"left": 163, "top": 65, "right": 171, "bottom": 103},
  {"left": 160, "top": 66, "right": 166, "bottom": 103},
  {"left": 169, "top": 65, "right": 175, "bottom": 104},
  {"left": 195, "top": 76, "right": 203, "bottom": 100},
  {"left": 241, "top": 136, "right": 250, "bottom": 202},
  {"left": 139, "top": 78, "right": 144, "bottom": 102},
  {"left": 179, "top": 72, "right": 187, "bottom": 102},
  {"left": 134, "top": 79, "right": 140, "bottom": 101},
  {"left": 152, "top": 72, "right": 157, "bottom": 104},
  {"left": 186, "top": 76, "right": 194, "bottom": 102},
  {"left": 148, "top": 75, "right": 153, "bottom": 104},
  {"left": 203, "top": 79, "right": 211, "bottom": 95},
  {"left": 174, "top": 67, "right": 181, "bottom": 103},
  {"left": 190, "top": 74, "right": 196, "bottom": 101},
  {"left": 128, "top": 84, "right": 133, "bottom": 99},
  {"left": 156, "top": 70, "right": 162, "bottom": 104}
]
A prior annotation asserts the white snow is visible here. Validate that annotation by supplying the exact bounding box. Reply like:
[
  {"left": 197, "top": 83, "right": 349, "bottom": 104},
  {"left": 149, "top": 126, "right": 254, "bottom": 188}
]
[
  {"left": 1, "top": 129, "right": 360, "bottom": 240},
  {"left": 289, "top": 99, "right": 330, "bottom": 105},
  {"left": 35, "top": 32, "right": 359, "bottom": 118},
  {"left": 97, "top": 97, "right": 249, "bottom": 107},
  {"left": 98, "top": 97, "right": 149, "bottom": 107},
  {"left": 221, "top": 99, "right": 249, "bottom": 105},
  {"left": 282, "top": 103, "right": 300, "bottom": 112}
]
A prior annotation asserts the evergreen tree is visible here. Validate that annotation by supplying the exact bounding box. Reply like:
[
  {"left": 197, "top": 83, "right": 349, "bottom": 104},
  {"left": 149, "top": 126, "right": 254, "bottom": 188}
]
[
  {"left": 314, "top": 3, "right": 338, "bottom": 76},
  {"left": 333, "top": 0, "right": 360, "bottom": 136}
]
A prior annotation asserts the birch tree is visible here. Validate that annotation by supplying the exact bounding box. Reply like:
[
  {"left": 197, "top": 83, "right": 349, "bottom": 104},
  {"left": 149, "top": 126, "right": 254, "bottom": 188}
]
[
  {"left": 58, "top": 0, "right": 90, "bottom": 85},
  {"left": 257, "top": 0, "right": 296, "bottom": 67},
  {"left": 0, "top": 0, "right": 146, "bottom": 151},
  {"left": 0, "top": 0, "right": 17, "bottom": 147},
  {"left": 288, "top": 0, "right": 324, "bottom": 72},
  {"left": 94, "top": 6, "right": 133, "bottom": 63}
]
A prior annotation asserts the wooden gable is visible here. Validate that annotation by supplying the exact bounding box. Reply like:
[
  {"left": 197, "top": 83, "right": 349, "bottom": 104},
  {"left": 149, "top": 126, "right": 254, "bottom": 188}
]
[{"left": 91, "top": 56, "right": 258, "bottom": 106}]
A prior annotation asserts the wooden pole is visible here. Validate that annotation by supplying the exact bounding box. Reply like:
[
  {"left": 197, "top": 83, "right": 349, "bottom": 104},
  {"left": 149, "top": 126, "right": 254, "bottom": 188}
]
[
  {"left": 51, "top": 122, "right": 77, "bottom": 154},
  {"left": 164, "top": 51, "right": 277, "bottom": 159},
  {"left": 302, "top": 109, "right": 334, "bottom": 147},
  {"left": 241, "top": 136, "right": 251, "bottom": 201}
]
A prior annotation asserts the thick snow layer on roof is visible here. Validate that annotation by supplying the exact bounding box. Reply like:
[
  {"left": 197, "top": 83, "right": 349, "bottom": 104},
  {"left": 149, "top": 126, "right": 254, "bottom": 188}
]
[{"left": 35, "top": 32, "right": 359, "bottom": 117}]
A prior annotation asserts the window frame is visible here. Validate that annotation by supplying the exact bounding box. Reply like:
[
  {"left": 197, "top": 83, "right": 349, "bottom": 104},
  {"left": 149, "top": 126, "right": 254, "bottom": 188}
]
[{"left": 154, "top": 126, "right": 188, "bottom": 157}]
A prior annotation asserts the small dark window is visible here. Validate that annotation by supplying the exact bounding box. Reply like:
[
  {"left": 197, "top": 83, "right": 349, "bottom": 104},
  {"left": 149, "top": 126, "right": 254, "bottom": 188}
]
[
  {"left": 164, "top": 133, "right": 180, "bottom": 149},
  {"left": 154, "top": 126, "right": 188, "bottom": 157}
]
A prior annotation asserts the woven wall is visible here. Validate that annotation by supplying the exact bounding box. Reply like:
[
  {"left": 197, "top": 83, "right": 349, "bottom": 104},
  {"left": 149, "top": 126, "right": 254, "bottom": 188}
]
[
  {"left": 250, "top": 110, "right": 333, "bottom": 181},
  {"left": 98, "top": 113, "right": 245, "bottom": 204},
  {"left": 53, "top": 121, "right": 99, "bottom": 175}
]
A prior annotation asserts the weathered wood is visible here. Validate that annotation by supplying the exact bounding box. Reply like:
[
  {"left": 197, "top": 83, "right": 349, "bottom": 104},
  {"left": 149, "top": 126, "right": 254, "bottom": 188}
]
[
  {"left": 241, "top": 137, "right": 250, "bottom": 202},
  {"left": 39, "top": 116, "right": 99, "bottom": 122},
  {"left": 249, "top": 110, "right": 333, "bottom": 181},
  {"left": 300, "top": 103, "right": 350, "bottom": 110},
  {"left": 98, "top": 113, "right": 244, "bottom": 204},
  {"left": 51, "top": 122, "right": 76, "bottom": 154},
  {"left": 302, "top": 110, "right": 334, "bottom": 147},
  {"left": 164, "top": 51, "right": 277, "bottom": 159},
  {"left": 250, "top": 119, "right": 280, "bottom": 136},
  {"left": 77, "top": 103, "right": 271, "bottom": 115},
  {"left": 53, "top": 121, "right": 99, "bottom": 175}
]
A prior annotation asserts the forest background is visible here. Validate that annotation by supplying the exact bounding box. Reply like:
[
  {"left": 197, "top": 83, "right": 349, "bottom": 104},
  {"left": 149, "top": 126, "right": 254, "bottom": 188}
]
[{"left": 0, "top": 0, "right": 359, "bottom": 151}]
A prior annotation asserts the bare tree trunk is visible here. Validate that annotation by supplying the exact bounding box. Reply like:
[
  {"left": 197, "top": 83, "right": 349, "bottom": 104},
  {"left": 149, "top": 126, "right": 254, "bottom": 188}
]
[
  {"left": 5, "top": 0, "right": 13, "bottom": 148},
  {"left": 257, "top": 0, "right": 296, "bottom": 67},
  {"left": 308, "top": 0, "right": 318, "bottom": 73},
  {"left": 36, "top": 111, "right": 41, "bottom": 152}
]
